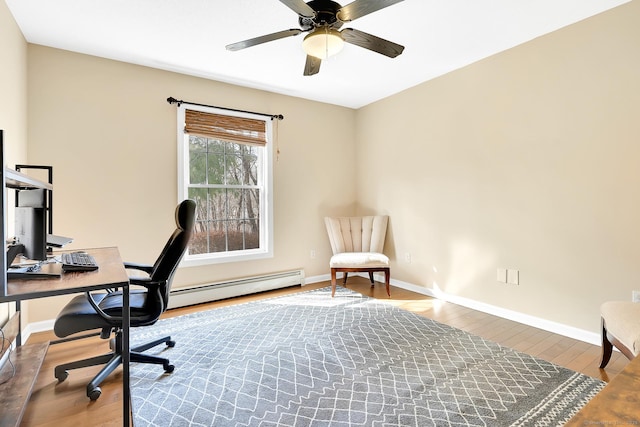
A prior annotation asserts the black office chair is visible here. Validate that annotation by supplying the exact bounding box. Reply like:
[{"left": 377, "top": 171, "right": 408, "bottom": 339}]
[{"left": 53, "top": 199, "right": 196, "bottom": 400}]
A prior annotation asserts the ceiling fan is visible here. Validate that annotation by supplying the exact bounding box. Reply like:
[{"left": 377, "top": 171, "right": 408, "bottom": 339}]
[{"left": 225, "top": 0, "right": 406, "bottom": 76}]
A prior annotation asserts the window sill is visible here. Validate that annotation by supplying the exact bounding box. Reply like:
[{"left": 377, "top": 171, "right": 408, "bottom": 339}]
[{"left": 181, "top": 249, "right": 273, "bottom": 266}]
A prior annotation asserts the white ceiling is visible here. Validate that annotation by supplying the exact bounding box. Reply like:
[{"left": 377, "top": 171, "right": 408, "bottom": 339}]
[{"left": 6, "top": 0, "right": 630, "bottom": 109}]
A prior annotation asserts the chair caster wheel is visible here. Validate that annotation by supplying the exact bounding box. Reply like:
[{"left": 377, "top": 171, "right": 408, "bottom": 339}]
[
  {"left": 164, "top": 363, "right": 175, "bottom": 373},
  {"left": 87, "top": 386, "right": 102, "bottom": 401},
  {"left": 167, "top": 340, "right": 176, "bottom": 348},
  {"left": 55, "top": 370, "right": 68, "bottom": 382}
]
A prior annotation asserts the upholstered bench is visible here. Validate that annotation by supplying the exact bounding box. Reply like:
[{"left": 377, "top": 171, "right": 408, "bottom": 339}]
[
  {"left": 324, "top": 216, "right": 390, "bottom": 297},
  {"left": 600, "top": 301, "right": 640, "bottom": 368}
]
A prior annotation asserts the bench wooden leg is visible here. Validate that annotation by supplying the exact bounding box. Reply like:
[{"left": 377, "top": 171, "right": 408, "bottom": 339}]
[
  {"left": 384, "top": 268, "right": 390, "bottom": 297},
  {"left": 600, "top": 318, "right": 613, "bottom": 369},
  {"left": 331, "top": 269, "right": 337, "bottom": 297}
]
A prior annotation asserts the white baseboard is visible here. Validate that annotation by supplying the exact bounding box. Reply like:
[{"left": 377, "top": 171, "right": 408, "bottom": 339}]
[
  {"left": 304, "top": 273, "right": 331, "bottom": 284},
  {"left": 20, "top": 319, "right": 55, "bottom": 344},
  {"left": 371, "top": 273, "right": 600, "bottom": 346}
]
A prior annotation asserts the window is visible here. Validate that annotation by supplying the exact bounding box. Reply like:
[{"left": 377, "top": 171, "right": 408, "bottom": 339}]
[{"left": 177, "top": 104, "right": 273, "bottom": 265}]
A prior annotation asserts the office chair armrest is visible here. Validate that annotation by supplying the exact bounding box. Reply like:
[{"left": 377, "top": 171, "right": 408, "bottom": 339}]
[
  {"left": 85, "top": 291, "right": 121, "bottom": 324},
  {"left": 85, "top": 282, "right": 166, "bottom": 324},
  {"left": 124, "top": 262, "right": 154, "bottom": 275},
  {"left": 128, "top": 276, "right": 167, "bottom": 314},
  {"left": 124, "top": 263, "right": 154, "bottom": 291},
  {"left": 127, "top": 276, "right": 166, "bottom": 289}
]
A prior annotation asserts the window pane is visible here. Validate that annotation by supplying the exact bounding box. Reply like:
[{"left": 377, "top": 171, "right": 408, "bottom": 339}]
[
  {"left": 208, "top": 139, "right": 225, "bottom": 154},
  {"left": 226, "top": 219, "right": 244, "bottom": 251},
  {"left": 244, "top": 219, "right": 259, "bottom": 250},
  {"left": 242, "top": 188, "right": 260, "bottom": 250},
  {"left": 245, "top": 188, "right": 257, "bottom": 219},
  {"left": 189, "top": 136, "right": 208, "bottom": 185},
  {"left": 188, "top": 187, "right": 208, "bottom": 254},
  {"left": 224, "top": 188, "right": 240, "bottom": 220},
  {"left": 209, "top": 188, "right": 227, "bottom": 223},
  {"left": 225, "top": 154, "right": 243, "bottom": 185},
  {"left": 210, "top": 220, "right": 228, "bottom": 252},
  {"left": 205, "top": 140, "right": 224, "bottom": 185},
  {"left": 242, "top": 154, "right": 258, "bottom": 185},
  {"left": 212, "top": 189, "right": 226, "bottom": 253}
]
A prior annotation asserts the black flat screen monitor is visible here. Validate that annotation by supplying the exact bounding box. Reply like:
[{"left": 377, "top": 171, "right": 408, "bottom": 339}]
[
  {"left": 14, "top": 206, "right": 47, "bottom": 261},
  {"left": 14, "top": 188, "right": 48, "bottom": 262}
]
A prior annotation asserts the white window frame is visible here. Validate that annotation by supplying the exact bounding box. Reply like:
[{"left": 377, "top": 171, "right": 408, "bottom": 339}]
[{"left": 177, "top": 104, "right": 273, "bottom": 266}]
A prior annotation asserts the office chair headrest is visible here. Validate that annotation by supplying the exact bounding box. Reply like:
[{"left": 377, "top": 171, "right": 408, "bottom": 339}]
[{"left": 176, "top": 199, "right": 196, "bottom": 231}]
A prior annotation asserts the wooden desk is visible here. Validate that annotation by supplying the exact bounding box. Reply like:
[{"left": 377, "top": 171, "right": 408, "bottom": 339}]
[
  {"left": 0, "top": 247, "right": 131, "bottom": 427},
  {"left": 566, "top": 355, "right": 640, "bottom": 425}
]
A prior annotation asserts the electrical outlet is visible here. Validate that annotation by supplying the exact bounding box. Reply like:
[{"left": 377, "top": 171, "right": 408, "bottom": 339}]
[
  {"left": 404, "top": 253, "right": 412, "bottom": 263},
  {"left": 632, "top": 290, "right": 640, "bottom": 303},
  {"left": 310, "top": 250, "right": 316, "bottom": 259}
]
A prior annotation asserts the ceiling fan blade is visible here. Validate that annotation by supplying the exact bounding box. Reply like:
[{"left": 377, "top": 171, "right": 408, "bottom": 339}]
[
  {"left": 341, "top": 28, "right": 404, "bottom": 58},
  {"left": 304, "top": 55, "right": 322, "bottom": 76},
  {"left": 279, "top": 0, "right": 316, "bottom": 18},
  {"left": 226, "top": 29, "right": 302, "bottom": 51},
  {"left": 337, "top": 0, "right": 404, "bottom": 22}
]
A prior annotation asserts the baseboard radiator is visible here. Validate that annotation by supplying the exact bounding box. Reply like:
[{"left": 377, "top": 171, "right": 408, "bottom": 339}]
[{"left": 167, "top": 269, "right": 305, "bottom": 309}]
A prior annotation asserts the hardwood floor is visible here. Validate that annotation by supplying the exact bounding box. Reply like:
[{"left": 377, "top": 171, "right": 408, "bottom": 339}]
[{"left": 20, "top": 278, "right": 630, "bottom": 426}]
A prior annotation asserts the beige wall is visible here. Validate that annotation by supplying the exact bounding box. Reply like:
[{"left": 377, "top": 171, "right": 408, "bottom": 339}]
[
  {"left": 0, "top": 0, "right": 28, "bottom": 326},
  {"left": 356, "top": 1, "right": 640, "bottom": 333},
  {"left": 24, "top": 46, "right": 356, "bottom": 322}
]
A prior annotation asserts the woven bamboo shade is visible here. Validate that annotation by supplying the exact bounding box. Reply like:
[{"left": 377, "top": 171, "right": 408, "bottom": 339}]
[{"left": 185, "top": 109, "right": 267, "bottom": 146}]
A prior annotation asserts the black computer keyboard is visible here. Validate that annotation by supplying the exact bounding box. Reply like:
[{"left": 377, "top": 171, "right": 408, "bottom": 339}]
[{"left": 61, "top": 251, "right": 99, "bottom": 272}]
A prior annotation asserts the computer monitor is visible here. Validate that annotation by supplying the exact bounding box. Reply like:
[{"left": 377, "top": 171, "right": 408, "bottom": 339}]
[
  {"left": 13, "top": 189, "right": 48, "bottom": 262},
  {"left": 14, "top": 206, "right": 47, "bottom": 261}
]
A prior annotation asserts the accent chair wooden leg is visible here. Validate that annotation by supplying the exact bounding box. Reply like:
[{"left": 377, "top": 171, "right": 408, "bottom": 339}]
[
  {"left": 600, "top": 318, "right": 613, "bottom": 369},
  {"left": 384, "top": 268, "right": 390, "bottom": 297},
  {"left": 368, "top": 272, "right": 375, "bottom": 287},
  {"left": 331, "top": 269, "right": 337, "bottom": 297},
  {"left": 342, "top": 272, "right": 348, "bottom": 285}
]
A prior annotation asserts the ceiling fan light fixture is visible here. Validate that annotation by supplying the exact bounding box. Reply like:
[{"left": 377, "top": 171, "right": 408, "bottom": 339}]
[{"left": 303, "top": 28, "right": 344, "bottom": 59}]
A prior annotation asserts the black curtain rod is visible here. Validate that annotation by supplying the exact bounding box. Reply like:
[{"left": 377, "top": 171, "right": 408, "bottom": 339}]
[{"left": 167, "top": 97, "right": 284, "bottom": 121}]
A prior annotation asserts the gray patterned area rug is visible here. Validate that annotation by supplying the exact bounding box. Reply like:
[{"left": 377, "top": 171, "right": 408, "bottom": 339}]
[{"left": 130, "top": 286, "right": 604, "bottom": 426}]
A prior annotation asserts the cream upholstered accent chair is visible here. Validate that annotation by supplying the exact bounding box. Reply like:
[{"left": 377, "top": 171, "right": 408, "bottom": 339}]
[
  {"left": 599, "top": 301, "right": 640, "bottom": 368},
  {"left": 324, "top": 216, "right": 390, "bottom": 298}
]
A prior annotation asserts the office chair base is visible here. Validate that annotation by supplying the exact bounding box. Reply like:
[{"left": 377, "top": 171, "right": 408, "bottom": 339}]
[{"left": 55, "top": 334, "right": 175, "bottom": 400}]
